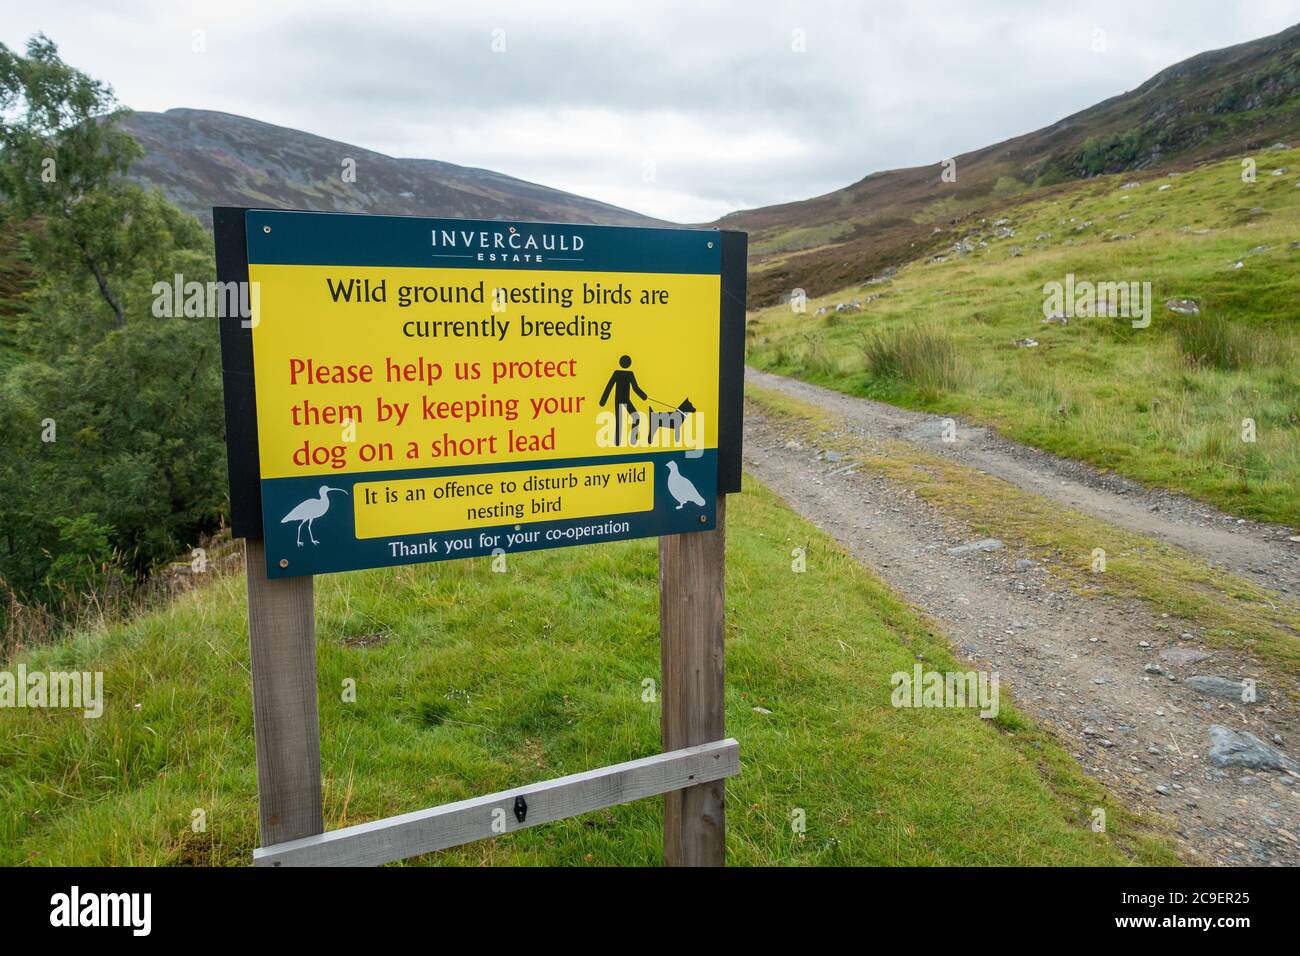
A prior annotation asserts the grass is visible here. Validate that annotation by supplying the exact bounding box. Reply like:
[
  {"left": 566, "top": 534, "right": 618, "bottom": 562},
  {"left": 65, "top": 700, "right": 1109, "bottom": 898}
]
[
  {"left": 747, "top": 385, "right": 1300, "bottom": 683},
  {"left": 746, "top": 149, "right": 1300, "bottom": 525},
  {"left": 861, "top": 322, "right": 966, "bottom": 395},
  {"left": 1172, "top": 312, "right": 1291, "bottom": 370},
  {"left": 0, "top": 477, "right": 1178, "bottom": 866}
]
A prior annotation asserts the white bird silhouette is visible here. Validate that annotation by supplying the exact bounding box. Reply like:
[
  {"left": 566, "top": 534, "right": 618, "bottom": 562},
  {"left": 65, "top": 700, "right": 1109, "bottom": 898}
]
[
  {"left": 665, "top": 461, "right": 706, "bottom": 509},
  {"left": 281, "top": 485, "right": 348, "bottom": 546}
]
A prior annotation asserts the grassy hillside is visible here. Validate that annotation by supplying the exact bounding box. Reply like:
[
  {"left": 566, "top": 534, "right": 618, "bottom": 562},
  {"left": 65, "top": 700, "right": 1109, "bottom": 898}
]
[
  {"left": 0, "top": 478, "right": 1178, "bottom": 866},
  {"left": 721, "top": 23, "right": 1300, "bottom": 306},
  {"left": 748, "top": 149, "right": 1300, "bottom": 526}
]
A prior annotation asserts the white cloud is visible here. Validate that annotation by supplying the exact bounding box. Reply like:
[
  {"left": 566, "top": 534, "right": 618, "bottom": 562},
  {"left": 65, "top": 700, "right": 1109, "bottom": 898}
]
[{"left": 2, "top": 1, "right": 1295, "bottom": 221}]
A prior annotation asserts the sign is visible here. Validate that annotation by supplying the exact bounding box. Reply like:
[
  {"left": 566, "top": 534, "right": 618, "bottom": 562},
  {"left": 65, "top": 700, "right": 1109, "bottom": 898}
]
[
  {"left": 216, "top": 207, "right": 746, "bottom": 866},
  {"left": 217, "top": 209, "right": 745, "bottom": 577}
]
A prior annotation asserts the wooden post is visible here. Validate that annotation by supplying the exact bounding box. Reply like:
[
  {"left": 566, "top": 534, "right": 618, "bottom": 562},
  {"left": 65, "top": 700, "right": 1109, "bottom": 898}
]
[
  {"left": 245, "top": 537, "right": 323, "bottom": 847},
  {"left": 660, "top": 495, "right": 727, "bottom": 866}
]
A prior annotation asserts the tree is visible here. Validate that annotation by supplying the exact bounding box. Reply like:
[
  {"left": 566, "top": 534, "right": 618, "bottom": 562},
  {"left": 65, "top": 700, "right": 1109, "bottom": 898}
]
[
  {"left": 0, "top": 34, "right": 142, "bottom": 328},
  {"left": 0, "top": 36, "right": 225, "bottom": 630}
]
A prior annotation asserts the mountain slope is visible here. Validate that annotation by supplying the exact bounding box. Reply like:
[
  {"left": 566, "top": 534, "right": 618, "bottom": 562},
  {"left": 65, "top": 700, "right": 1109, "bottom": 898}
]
[
  {"left": 721, "top": 22, "right": 1300, "bottom": 305},
  {"left": 120, "top": 109, "right": 661, "bottom": 228},
  {"left": 745, "top": 146, "right": 1300, "bottom": 524}
]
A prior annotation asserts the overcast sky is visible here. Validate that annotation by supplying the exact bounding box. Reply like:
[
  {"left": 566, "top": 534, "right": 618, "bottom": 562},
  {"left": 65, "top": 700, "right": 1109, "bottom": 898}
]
[{"left": 4, "top": 2, "right": 1297, "bottom": 222}]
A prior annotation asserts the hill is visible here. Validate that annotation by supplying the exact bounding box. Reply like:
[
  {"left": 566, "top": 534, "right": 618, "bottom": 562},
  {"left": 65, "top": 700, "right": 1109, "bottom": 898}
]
[
  {"left": 746, "top": 147, "right": 1300, "bottom": 525},
  {"left": 119, "top": 109, "right": 662, "bottom": 229},
  {"left": 719, "top": 23, "right": 1300, "bottom": 306}
]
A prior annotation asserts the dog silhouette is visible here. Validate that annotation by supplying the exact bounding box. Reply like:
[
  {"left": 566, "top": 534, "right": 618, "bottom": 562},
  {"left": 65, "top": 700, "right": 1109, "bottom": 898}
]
[{"left": 647, "top": 397, "right": 697, "bottom": 444}]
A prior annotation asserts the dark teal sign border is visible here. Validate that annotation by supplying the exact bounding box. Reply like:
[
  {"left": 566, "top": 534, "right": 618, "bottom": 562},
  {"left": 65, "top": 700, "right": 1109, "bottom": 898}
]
[
  {"left": 261, "top": 450, "right": 716, "bottom": 578},
  {"left": 246, "top": 209, "right": 722, "bottom": 275},
  {"left": 215, "top": 207, "right": 747, "bottom": 577}
]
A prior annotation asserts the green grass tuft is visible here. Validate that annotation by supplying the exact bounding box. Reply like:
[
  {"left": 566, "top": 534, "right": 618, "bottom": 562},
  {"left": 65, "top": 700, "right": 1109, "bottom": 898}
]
[
  {"left": 1172, "top": 312, "right": 1289, "bottom": 370},
  {"left": 861, "top": 322, "right": 966, "bottom": 394}
]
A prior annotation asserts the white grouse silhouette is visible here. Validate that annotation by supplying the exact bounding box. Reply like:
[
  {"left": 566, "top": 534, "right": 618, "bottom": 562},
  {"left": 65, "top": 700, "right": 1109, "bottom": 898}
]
[{"left": 665, "top": 461, "right": 706, "bottom": 509}]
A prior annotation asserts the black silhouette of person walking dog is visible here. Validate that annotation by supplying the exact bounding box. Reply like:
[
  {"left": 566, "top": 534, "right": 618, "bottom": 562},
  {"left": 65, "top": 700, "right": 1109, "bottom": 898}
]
[{"left": 599, "top": 355, "right": 647, "bottom": 446}]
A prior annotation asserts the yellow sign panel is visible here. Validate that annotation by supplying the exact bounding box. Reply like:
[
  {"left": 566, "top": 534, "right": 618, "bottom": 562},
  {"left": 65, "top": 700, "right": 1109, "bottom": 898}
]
[
  {"left": 234, "top": 210, "right": 731, "bottom": 578},
  {"left": 250, "top": 265, "right": 721, "bottom": 480},
  {"left": 353, "top": 462, "right": 654, "bottom": 539}
]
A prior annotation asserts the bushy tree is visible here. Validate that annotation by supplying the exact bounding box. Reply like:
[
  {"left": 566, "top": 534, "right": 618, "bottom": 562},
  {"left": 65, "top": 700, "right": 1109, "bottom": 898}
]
[
  {"left": 0, "top": 34, "right": 143, "bottom": 328},
  {"left": 0, "top": 36, "right": 225, "bottom": 625}
]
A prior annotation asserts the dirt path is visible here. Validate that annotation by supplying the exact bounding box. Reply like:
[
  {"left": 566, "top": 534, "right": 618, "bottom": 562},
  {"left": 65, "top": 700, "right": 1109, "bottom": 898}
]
[
  {"left": 747, "top": 367, "right": 1300, "bottom": 597},
  {"left": 744, "top": 367, "right": 1300, "bottom": 865}
]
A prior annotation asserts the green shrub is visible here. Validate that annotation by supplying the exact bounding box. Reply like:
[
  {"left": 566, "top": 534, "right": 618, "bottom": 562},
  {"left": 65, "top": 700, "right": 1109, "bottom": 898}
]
[
  {"left": 861, "top": 323, "right": 964, "bottom": 392},
  {"left": 796, "top": 336, "right": 840, "bottom": 377},
  {"left": 1172, "top": 314, "right": 1280, "bottom": 370}
]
